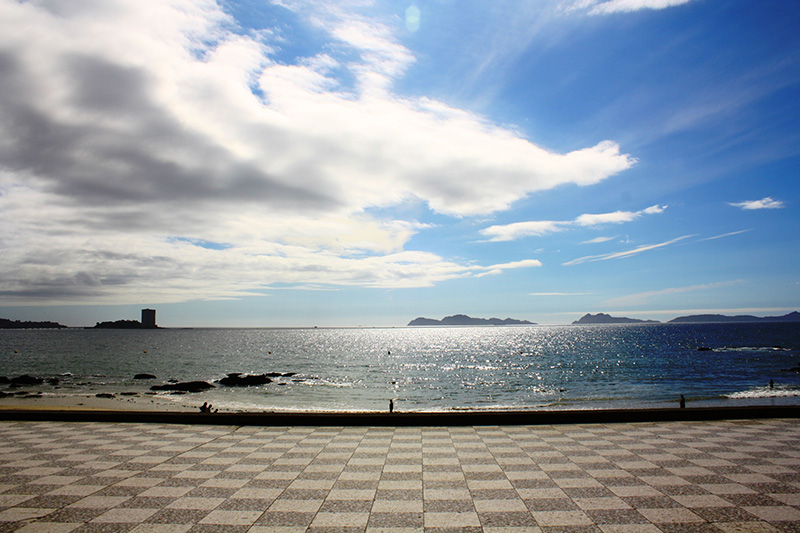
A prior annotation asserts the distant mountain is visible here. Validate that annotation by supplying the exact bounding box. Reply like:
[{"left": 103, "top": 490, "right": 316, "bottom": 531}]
[
  {"left": 668, "top": 311, "right": 800, "bottom": 323},
  {"left": 408, "top": 314, "right": 535, "bottom": 326},
  {"left": 573, "top": 313, "right": 659, "bottom": 325},
  {"left": 0, "top": 318, "right": 67, "bottom": 329}
]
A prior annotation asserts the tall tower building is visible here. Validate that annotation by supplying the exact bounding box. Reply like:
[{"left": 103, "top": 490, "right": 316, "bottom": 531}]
[{"left": 141, "top": 308, "right": 157, "bottom": 329}]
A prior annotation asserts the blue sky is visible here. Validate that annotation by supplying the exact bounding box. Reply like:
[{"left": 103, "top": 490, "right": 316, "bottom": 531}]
[{"left": 0, "top": 0, "right": 798, "bottom": 327}]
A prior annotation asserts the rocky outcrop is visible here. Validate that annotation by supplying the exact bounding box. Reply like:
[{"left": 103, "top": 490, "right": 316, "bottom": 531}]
[
  {"left": 218, "top": 373, "right": 273, "bottom": 386},
  {"left": 9, "top": 375, "right": 44, "bottom": 386},
  {"left": 150, "top": 381, "right": 215, "bottom": 393}
]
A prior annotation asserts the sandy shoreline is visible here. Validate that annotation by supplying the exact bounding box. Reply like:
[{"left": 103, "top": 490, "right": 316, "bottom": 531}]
[
  {"left": 3, "top": 388, "right": 800, "bottom": 416},
  {"left": 0, "top": 391, "right": 198, "bottom": 412},
  {"left": 2, "top": 390, "right": 800, "bottom": 430}
]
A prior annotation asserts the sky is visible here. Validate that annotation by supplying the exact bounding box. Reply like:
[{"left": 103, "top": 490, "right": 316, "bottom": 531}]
[{"left": 0, "top": 0, "right": 798, "bottom": 327}]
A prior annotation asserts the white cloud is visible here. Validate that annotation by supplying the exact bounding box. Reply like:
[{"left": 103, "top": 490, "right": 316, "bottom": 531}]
[
  {"left": 728, "top": 197, "right": 785, "bottom": 210},
  {"left": 569, "top": 0, "right": 694, "bottom": 15},
  {"left": 1, "top": 0, "right": 629, "bottom": 304},
  {"left": 480, "top": 221, "right": 568, "bottom": 242},
  {"left": 482, "top": 204, "right": 665, "bottom": 242},
  {"left": 581, "top": 236, "right": 617, "bottom": 244},
  {"left": 563, "top": 234, "right": 693, "bottom": 265},
  {"left": 474, "top": 259, "right": 543, "bottom": 277}
]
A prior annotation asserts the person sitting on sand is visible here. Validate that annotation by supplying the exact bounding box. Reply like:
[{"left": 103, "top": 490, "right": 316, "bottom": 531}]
[{"left": 200, "top": 402, "right": 210, "bottom": 413}]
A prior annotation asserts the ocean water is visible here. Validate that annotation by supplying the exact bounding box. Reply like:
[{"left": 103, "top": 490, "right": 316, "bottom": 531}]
[{"left": 1, "top": 323, "right": 800, "bottom": 412}]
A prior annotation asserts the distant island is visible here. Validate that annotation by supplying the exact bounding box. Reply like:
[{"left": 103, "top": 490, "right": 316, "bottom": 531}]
[
  {"left": 408, "top": 314, "right": 535, "bottom": 326},
  {"left": 93, "top": 320, "right": 149, "bottom": 329},
  {"left": 667, "top": 311, "right": 800, "bottom": 323},
  {"left": 0, "top": 318, "right": 66, "bottom": 329},
  {"left": 572, "top": 313, "right": 659, "bottom": 325},
  {"left": 94, "top": 309, "right": 158, "bottom": 329}
]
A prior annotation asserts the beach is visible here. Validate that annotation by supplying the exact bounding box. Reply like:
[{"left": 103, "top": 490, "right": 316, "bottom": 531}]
[{"left": 0, "top": 391, "right": 197, "bottom": 413}]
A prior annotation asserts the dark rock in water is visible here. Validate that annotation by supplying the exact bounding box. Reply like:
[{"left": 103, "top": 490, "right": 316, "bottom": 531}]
[
  {"left": 0, "top": 376, "right": 9, "bottom": 384},
  {"left": 219, "top": 373, "right": 273, "bottom": 386},
  {"left": 11, "top": 374, "right": 43, "bottom": 386},
  {"left": 46, "top": 377, "right": 60, "bottom": 385},
  {"left": 697, "top": 347, "right": 713, "bottom": 351},
  {"left": 134, "top": 373, "right": 157, "bottom": 380},
  {"left": 0, "top": 391, "right": 7, "bottom": 398},
  {"left": 95, "top": 393, "right": 116, "bottom": 399},
  {"left": 150, "top": 381, "right": 215, "bottom": 393},
  {"left": 120, "top": 392, "right": 139, "bottom": 396}
]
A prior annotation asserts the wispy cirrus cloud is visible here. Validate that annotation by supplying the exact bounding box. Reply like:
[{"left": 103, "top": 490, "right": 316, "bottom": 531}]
[
  {"left": 530, "top": 292, "right": 592, "bottom": 296},
  {"left": 481, "top": 204, "right": 665, "bottom": 242},
  {"left": 728, "top": 197, "right": 785, "bottom": 210},
  {"left": 603, "top": 280, "right": 745, "bottom": 307},
  {"left": 697, "top": 229, "right": 752, "bottom": 242},
  {"left": 581, "top": 236, "right": 618, "bottom": 244},
  {"left": 563, "top": 234, "right": 694, "bottom": 265},
  {"left": 568, "top": 0, "right": 694, "bottom": 16}
]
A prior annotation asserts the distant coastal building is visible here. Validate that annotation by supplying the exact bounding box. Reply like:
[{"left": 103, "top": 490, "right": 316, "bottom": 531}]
[{"left": 141, "top": 308, "right": 157, "bottom": 329}]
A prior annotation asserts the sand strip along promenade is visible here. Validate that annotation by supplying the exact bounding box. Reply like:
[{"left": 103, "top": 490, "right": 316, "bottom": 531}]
[
  {"left": 1, "top": 404, "right": 800, "bottom": 426},
  {"left": 1, "top": 412, "right": 800, "bottom": 531}
]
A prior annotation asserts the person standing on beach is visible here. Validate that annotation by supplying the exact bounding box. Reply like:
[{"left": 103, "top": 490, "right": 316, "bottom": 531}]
[
  {"left": 679, "top": 395, "right": 685, "bottom": 408},
  {"left": 389, "top": 399, "right": 394, "bottom": 413}
]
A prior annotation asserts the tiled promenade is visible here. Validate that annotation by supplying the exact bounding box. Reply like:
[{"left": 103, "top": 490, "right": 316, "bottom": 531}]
[{"left": 1, "top": 418, "right": 800, "bottom": 532}]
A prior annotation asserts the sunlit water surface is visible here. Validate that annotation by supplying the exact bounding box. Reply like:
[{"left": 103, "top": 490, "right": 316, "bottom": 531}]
[{"left": 2, "top": 323, "right": 799, "bottom": 412}]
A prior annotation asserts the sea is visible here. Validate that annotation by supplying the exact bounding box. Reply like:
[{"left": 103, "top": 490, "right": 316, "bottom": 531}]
[{"left": 2, "top": 323, "right": 800, "bottom": 413}]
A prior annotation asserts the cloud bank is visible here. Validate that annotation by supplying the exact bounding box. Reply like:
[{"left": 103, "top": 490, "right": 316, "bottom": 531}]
[{"left": 0, "top": 0, "right": 634, "bottom": 304}]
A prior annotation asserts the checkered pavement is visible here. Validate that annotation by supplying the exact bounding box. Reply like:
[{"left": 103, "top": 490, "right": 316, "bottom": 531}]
[{"left": 0, "top": 418, "right": 799, "bottom": 531}]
